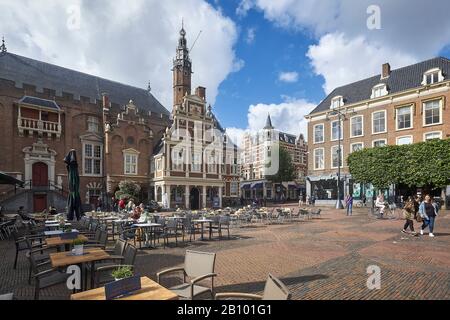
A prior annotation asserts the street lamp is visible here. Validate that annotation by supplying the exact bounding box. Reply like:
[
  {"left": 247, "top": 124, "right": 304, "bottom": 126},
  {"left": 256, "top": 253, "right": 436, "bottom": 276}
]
[{"left": 327, "top": 109, "right": 347, "bottom": 209}]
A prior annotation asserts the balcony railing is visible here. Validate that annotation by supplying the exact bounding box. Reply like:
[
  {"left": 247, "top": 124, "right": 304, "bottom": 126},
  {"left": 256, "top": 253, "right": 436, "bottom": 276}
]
[{"left": 18, "top": 117, "right": 61, "bottom": 138}]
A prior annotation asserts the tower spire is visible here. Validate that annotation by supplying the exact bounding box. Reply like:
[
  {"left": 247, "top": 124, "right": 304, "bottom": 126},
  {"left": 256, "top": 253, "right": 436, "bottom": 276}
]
[
  {"left": 264, "top": 113, "right": 274, "bottom": 129},
  {"left": 0, "top": 36, "right": 7, "bottom": 53}
]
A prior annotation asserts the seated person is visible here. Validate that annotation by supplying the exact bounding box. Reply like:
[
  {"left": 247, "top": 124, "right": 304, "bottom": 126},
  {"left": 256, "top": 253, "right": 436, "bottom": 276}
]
[
  {"left": 130, "top": 206, "right": 142, "bottom": 220},
  {"left": 49, "top": 206, "right": 57, "bottom": 215}
]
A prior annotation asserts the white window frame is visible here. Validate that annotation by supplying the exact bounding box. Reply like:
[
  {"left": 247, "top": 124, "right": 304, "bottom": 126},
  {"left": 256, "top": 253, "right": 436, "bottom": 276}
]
[
  {"left": 87, "top": 116, "right": 99, "bottom": 133},
  {"left": 313, "top": 148, "right": 325, "bottom": 170},
  {"left": 191, "top": 153, "right": 202, "bottom": 172},
  {"left": 156, "top": 158, "right": 162, "bottom": 171},
  {"left": 350, "top": 115, "right": 364, "bottom": 138},
  {"left": 372, "top": 110, "right": 387, "bottom": 135},
  {"left": 424, "top": 131, "right": 442, "bottom": 141},
  {"left": 396, "top": 135, "right": 413, "bottom": 146},
  {"left": 171, "top": 148, "right": 184, "bottom": 171},
  {"left": 313, "top": 123, "right": 324, "bottom": 144},
  {"left": 421, "top": 68, "right": 444, "bottom": 86},
  {"left": 395, "top": 105, "right": 413, "bottom": 131},
  {"left": 123, "top": 149, "right": 139, "bottom": 175},
  {"left": 372, "top": 139, "right": 387, "bottom": 148},
  {"left": 371, "top": 84, "right": 388, "bottom": 99},
  {"left": 330, "top": 145, "right": 343, "bottom": 169},
  {"left": 350, "top": 142, "right": 364, "bottom": 153},
  {"left": 330, "top": 120, "right": 344, "bottom": 141},
  {"left": 82, "top": 142, "right": 102, "bottom": 176},
  {"left": 423, "top": 99, "right": 443, "bottom": 127},
  {"left": 330, "top": 96, "right": 344, "bottom": 109},
  {"left": 230, "top": 182, "right": 238, "bottom": 196}
]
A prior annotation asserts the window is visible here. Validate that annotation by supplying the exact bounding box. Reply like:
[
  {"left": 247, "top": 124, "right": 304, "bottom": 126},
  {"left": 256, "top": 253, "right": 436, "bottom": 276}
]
[
  {"left": 230, "top": 182, "right": 238, "bottom": 196},
  {"left": 83, "top": 143, "right": 102, "bottom": 175},
  {"left": 267, "top": 146, "right": 271, "bottom": 157},
  {"left": 313, "top": 124, "right": 324, "bottom": 144},
  {"left": 331, "top": 120, "right": 343, "bottom": 141},
  {"left": 422, "top": 69, "right": 443, "bottom": 85},
  {"left": 207, "top": 151, "right": 217, "bottom": 173},
  {"left": 423, "top": 99, "right": 442, "bottom": 126},
  {"left": 150, "top": 160, "right": 155, "bottom": 173},
  {"left": 123, "top": 151, "right": 138, "bottom": 175},
  {"left": 171, "top": 148, "right": 184, "bottom": 171},
  {"left": 87, "top": 116, "right": 99, "bottom": 133},
  {"left": 156, "top": 158, "right": 162, "bottom": 171},
  {"left": 396, "top": 136, "right": 413, "bottom": 145},
  {"left": 331, "top": 96, "right": 343, "bottom": 109},
  {"left": 350, "top": 116, "right": 363, "bottom": 137},
  {"left": 351, "top": 143, "right": 364, "bottom": 153},
  {"left": 331, "top": 145, "right": 343, "bottom": 169},
  {"left": 373, "top": 139, "right": 387, "bottom": 148},
  {"left": 371, "top": 84, "right": 388, "bottom": 99},
  {"left": 192, "top": 153, "right": 201, "bottom": 172},
  {"left": 424, "top": 131, "right": 442, "bottom": 141},
  {"left": 372, "top": 111, "right": 386, "bottom": 134},
  {"left": 396, "top": 106, "right": 412, "bottom": 130},
  {"left": 314, "top": 148, "right": 324, "bottom": 170}
]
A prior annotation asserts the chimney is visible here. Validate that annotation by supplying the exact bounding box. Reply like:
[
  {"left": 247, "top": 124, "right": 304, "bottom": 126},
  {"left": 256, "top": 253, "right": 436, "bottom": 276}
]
[
  {"left": 195, "top": 86, "right": 206, "bottom": 101},
  {"left": 382, "top": 63, "right": 391, "bottom": 79}
]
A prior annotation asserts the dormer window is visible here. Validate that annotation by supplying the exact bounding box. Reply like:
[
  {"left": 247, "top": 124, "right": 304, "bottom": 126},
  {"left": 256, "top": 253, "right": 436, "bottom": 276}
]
[
  {"left": 330, "top": 96, "right": 343, "bottom": 109},
  {"left": 371, "top": 84, "right": 388, "bottom": 99},
  {"left": 422, "top": 68, "right": 444, "bottom": 85}
]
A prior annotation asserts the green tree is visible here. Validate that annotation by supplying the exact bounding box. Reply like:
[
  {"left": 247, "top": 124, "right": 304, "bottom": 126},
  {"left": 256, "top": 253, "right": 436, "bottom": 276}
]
[
  {"left": 347, "top": 138, "right": 450, "bottom": 189},
  {"left": 266, "top": 145, "right": 295, "bottom": 184},
  {"left": 115, "top": 180, "right": 141, "bottom": 201}
]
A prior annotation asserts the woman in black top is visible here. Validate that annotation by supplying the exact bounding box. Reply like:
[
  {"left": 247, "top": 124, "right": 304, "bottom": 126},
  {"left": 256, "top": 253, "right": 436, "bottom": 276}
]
[{"left": 420, "top": 195, "right": 437, "bottom": 237}]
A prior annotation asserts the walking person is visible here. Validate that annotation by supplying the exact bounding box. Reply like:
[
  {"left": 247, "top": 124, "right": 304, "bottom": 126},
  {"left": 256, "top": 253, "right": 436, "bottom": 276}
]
[
  {"left": 418, "top": 195, "right": 438, "bottom": 237},
  {"left": 345, "top": 194, "right": 353, "bottom": 216},
  {"left": 401, "top": 196, "right": 416, "bottom": 234}
]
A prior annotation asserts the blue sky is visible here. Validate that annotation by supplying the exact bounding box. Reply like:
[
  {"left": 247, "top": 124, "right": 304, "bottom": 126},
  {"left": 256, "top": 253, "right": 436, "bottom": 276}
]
[{"left": 2, "top": 0, "right": 450, "bottom": 145}]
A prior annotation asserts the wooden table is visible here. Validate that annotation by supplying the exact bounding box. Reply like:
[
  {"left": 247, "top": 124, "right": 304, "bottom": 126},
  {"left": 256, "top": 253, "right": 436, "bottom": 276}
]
[
  {"left": 70, "top": 277, "right": 178, "bottom": 300},
  {"left": 44, "top": 229, "right": 79, "bottom": 237},
  {"left": 46, "top": 234, "right": 88, "bottom": 247},
  {"left": 50, "top": 248, "right": 110, "bottom": 291}
]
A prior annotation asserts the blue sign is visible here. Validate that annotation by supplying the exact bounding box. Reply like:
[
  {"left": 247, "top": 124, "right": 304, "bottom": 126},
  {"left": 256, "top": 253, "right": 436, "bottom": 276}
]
[
  {"left": 105, "top": 276, "right": 141, "bottom": 300},
  {"left": 60, "top": 231, "right": 79, "bottom": 240}
]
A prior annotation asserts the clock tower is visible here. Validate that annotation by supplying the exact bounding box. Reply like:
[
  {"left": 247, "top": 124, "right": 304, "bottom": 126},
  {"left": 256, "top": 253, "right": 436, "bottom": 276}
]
[{"left": 173, "top": 23, "right": 192, "bottom": 108}]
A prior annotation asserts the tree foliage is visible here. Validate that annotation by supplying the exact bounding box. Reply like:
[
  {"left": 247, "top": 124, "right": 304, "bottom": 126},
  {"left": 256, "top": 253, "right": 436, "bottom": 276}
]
[
  {"left": 115, "top": 180, "right": 141, "bottom": 201},
  {"left": 266, "top": 145, "right": 295, "bottom": 183},
  {"left": 347, "top": 139, "right": 450, "bottom": 189}
]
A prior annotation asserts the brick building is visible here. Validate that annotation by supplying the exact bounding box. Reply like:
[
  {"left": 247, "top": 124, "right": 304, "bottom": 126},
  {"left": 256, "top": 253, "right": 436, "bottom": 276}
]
[
  {"left": 240, "top": 114, "right": 308, "bottom": 202},
  {"left": 150, "top": 26, "right": 240, "bottom": 210},
  {"left": 305, "top": 57, "right": 450, "bottom": 206},
  {"left": 0, "top": 39, "right": 170, "bottom": 212}
]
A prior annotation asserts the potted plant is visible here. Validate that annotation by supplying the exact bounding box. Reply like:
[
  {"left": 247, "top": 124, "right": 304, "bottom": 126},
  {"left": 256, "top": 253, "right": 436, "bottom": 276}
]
[
  {"left": 72, "top": 238, "right": 86, "bottom": 256},
  {"left": 111, "top": 266, "right": 133, "bottom": 281}
]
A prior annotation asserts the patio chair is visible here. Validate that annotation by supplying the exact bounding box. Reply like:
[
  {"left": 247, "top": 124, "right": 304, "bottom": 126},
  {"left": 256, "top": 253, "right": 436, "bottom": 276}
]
[
  {"left": 211, "top": 216, "right": 231, "bottom": 239},
  {"left": 161, "top": 218, "right": 180, "bottom": 248},
  {"left": 299, "top": 209, "right": 310, "bottom": 220},
  {"left": 118, "top": 222, "right": 137, "bottom": 247},
  {"left": 84, "top": 230, "right": 108, "bottom": 249},
  {"left": 291, "top": 209, "right": 300, "bottom": 221},
  {"left": 215, "top": 273, "right": 291, "bottom": 300},
  {"left": 88, "top": 239, "right": 127, "bottom": 285},
  {"left": 94, "top": 244, "right": 138, "bottom": 287},
  {"left": 26, "top": 250, "right": 70, "bottom": 300},
  {"left": 157, "top": 250, "right": 217, "bottom": 300},
  {"left": 311, "top": 209, "right": 322, "bottom": 219},
  {"left": 12, "top": 230, "right": 45, "bottom": 269},
  {"left": 181, "top": 216, "right": 198, "bottom": 242}
]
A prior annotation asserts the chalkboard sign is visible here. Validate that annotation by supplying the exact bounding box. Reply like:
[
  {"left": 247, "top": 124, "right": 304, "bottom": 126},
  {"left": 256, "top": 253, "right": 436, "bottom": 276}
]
[
  {"left": 60, "top": 231, "right": 79, "bottom": 240},
  {"left": 105, "top": 276, "right": 141, "bottom": 300}
]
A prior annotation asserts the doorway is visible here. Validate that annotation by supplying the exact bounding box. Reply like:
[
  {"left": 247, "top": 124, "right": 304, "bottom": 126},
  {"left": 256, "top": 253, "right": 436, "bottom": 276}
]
[
  {"left": 32, "top": 162, "right": 48, "bottom": 187},
  {"left": 190, "top": 187, "right": 200, "bottom": 210},
  {"left": 33, "top": 194, "right": 47, "bottom": 212}
]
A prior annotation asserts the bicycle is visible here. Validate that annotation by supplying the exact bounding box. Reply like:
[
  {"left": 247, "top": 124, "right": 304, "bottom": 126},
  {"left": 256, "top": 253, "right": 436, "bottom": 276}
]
[{"left": 368, "top": 203, "right": 398, "bottom": 219}]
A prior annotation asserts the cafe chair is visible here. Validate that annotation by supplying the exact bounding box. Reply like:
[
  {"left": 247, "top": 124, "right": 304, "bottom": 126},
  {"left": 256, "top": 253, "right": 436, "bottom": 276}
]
[
  {"left": 94, "top": 244, "right": 138, "bottom": 287},
  {"left": 157, "top": 250, "right": 217, "bottom": 300},
  {"left": 215, "top": 274, "right": 291, "bottom": 300},
  {"left": 26, "top": 250, "right": 70, "bottom": 300}
]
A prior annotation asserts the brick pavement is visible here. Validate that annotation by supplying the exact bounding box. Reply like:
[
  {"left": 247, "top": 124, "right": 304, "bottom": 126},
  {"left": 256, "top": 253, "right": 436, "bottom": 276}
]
[{"left": 0, "top": 206, "right": 449, "bottom": 300}]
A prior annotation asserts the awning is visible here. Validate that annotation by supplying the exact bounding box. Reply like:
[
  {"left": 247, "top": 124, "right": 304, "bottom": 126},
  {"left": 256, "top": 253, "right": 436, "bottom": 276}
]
[
  {"left": 0, "top": 172, "right": 24, "bottom": 187},
  {"left": 251, "top": 182, "right": 264, "bottom": 189},
  {"left": 241, "top": 184, "right": 251, "bottom": 190},
  {"left": 288, "top": 184, "right": 298, "bottom": 190}
]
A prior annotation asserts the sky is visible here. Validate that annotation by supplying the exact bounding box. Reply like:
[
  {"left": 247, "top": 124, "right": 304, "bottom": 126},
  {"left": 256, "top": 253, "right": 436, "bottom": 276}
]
[{"left": 2, "top": 0, "right": 450, "bottom": 147}]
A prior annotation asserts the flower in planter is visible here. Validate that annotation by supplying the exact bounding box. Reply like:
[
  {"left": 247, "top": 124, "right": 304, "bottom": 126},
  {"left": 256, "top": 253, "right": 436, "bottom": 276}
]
[{"left": 111, "top": 266, "right": 134, "bottom": 280}]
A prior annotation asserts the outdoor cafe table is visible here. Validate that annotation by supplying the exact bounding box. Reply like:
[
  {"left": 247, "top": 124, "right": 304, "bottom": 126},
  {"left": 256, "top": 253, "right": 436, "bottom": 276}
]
[
  {"left": 70, "top": 276, "right": 178, "bottom": 300},
  {"left": 132, "top": 223, "right": 161, "bottom": 249},
  {"left": 45, "top": 229, "right": 79, "bottom": 237},
  {"left": 45, "top": 223, "right": 72, "bottom": 230},
  {"left": 192, "top": 219, "right": 213, "bottom": 240},
  {"left": 50, "top": 248, "right": 110, "bottom": 291},
  {"left": 46, "top": 234, "right": 89, "bottom": 251}
]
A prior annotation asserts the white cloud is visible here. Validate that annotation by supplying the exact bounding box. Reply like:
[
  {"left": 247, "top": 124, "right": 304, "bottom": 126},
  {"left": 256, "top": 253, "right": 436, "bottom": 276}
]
[
  {"left": 239, "top": 0, "right": 450, "bottom": 93},
  {"left": 0, "top": 0, "right": 241, "bottom": 110},
  {"left": 226, "top": 97, "right": 315, "bottom": 147},
  {"left": 278, "top": 71, "right": 299, "bottom": 83},
  {"left": 245, "top": 27, "right": 256, "bottom": 44},
  {"left": 236, "top": 0, "right": 254, "bottom": 17}
]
